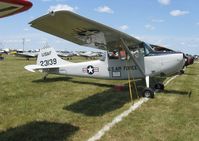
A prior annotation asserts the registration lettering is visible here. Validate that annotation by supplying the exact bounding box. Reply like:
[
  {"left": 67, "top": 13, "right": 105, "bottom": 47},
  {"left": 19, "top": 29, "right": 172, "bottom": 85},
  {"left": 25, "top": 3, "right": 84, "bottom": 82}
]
[{"left": 40, "top": 58, "right": 57, "bottom": 66}]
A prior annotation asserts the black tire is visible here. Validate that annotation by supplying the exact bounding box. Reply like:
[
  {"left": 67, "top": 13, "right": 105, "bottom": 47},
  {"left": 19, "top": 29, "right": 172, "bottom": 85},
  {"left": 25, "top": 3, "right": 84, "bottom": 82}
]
[
  {"left": 142, "top": 88, "right": 154, "bottom": 98},
  {"left": 154, "top": 83, "right": 164, "bottom": 91},
  {"left": 179, "top": 70, "right": 184, "bottom": 74}
]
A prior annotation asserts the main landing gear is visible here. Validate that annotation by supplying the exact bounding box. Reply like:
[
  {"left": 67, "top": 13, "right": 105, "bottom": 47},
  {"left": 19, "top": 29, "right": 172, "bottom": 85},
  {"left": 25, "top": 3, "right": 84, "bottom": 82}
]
[
  {"left": 142, "top": 76, "right": 165, "bottom": 98},
  {"left": 43, "top": 73, "right": 48, "bottom": 80}
]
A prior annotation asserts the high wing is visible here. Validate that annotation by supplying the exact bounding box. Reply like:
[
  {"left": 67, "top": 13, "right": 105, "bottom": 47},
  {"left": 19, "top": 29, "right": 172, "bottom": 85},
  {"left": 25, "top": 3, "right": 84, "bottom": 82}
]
[
  {"left": 30, "top": 10, "right": 142, "bottom": 51},
  {"left": 0, "top": 0, "right": 32, "bottom": 18}
]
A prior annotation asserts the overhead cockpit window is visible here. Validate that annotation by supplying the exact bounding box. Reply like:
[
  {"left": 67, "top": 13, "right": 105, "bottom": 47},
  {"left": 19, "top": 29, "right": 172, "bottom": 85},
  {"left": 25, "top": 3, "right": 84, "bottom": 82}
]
[{"left": 139, "top": 42, "right": 154, "bottom": 56}]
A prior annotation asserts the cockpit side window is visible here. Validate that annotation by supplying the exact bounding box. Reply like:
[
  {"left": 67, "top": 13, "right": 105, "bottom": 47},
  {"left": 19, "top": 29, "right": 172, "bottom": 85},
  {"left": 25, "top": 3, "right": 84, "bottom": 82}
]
[
  {"left": 108, "top": 50, "right": 119, "bottom": 59},
  {"left": 100, "top": 52, "right": 106, "bottom": 61}
]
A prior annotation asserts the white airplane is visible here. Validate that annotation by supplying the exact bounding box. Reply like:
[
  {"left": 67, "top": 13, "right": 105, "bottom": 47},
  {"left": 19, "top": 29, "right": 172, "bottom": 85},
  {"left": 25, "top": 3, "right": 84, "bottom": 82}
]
[
  {"left": 0, "top": 0, "right": 32, "bottom": 18},
  {"left": 57, "top": 51, "right": 75, "bottom": 59},
  {"left": 25, "top": 10, "right": 185, "bottom": 98},
  {"left": 16, "top": 51, "right": 38, "bottom": 60},
  {"left": 78, "top": 51, "right": 100, "bottom": 59}
]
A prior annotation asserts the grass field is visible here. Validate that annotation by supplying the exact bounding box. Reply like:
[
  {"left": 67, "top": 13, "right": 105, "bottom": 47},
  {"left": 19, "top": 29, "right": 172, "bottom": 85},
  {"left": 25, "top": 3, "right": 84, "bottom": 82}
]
[{"left": 0, "top": 55, "right": 199, "bottom": 141}]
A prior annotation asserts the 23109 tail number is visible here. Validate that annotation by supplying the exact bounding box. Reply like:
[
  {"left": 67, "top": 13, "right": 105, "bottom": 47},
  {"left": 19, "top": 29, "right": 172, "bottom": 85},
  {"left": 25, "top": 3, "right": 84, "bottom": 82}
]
[{"left": 40, "top": 58, "right": 57, "bottom": 66}]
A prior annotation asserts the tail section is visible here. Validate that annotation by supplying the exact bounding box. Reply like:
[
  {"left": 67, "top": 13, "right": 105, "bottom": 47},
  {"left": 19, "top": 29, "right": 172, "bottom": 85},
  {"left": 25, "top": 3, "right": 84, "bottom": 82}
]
[
  {"left": 25, "top": 46, "right": 72, "bottom": 72},
  {"left": 37, "top": 46, "right": 70, "bottom": 67}
]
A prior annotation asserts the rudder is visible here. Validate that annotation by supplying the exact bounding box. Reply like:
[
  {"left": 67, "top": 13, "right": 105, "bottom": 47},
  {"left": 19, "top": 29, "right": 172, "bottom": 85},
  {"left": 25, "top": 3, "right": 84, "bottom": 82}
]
[{"left": 37, "top": 46, "right": 71, "bottom": 67}]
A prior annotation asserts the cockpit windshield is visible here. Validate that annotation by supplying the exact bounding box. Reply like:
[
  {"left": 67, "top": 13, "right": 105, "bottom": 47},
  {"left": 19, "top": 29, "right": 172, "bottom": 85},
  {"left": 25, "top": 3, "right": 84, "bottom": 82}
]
[{"left": 139, "top": 42, "right": 154, "bottom": 56}]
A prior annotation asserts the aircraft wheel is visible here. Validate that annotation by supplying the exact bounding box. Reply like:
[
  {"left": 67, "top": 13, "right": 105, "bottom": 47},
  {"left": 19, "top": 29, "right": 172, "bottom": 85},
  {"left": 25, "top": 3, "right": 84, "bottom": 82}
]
[
  {"left": 179, "top": 70, "right": 184, "bottom": 74},
  {"left": 154, "top": 83, "right": 164, "bottom": 91},
  {"left": 142, "top": 88, "right": 154, "bottom": 98}
]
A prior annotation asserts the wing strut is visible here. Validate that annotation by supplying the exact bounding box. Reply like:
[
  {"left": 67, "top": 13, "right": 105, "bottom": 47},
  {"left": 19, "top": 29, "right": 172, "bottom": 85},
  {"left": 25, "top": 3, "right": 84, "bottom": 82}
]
[{"left": 120, "top": 38, "right": 145, "bottom": 77}]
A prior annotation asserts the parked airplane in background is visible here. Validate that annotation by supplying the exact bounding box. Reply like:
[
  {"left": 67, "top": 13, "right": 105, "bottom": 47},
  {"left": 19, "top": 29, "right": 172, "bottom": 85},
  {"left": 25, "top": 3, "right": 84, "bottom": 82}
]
[
  {"left": 78, "top": 51, "right": 100, "bottom": 59},
  {"left": 57, "top": 51, "right": 75, "bottom": 60},
  {"left": 0, "top": 0, "right": 32, "bottom": 18},
  {"left": 25, "top": 10, "right": 185, "bottom": 98},
  {"left": 16, "top": 51, "right": 38, "bottom": 60},
  {"left": 0, "top": 49, "right": 6, "bottom": 60}
]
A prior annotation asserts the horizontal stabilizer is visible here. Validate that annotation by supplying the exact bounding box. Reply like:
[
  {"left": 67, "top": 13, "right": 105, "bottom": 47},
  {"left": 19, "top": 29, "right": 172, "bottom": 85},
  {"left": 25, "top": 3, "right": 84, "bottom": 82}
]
[{"left": 24, "top": 64, "right": 67, "bottom": 72}]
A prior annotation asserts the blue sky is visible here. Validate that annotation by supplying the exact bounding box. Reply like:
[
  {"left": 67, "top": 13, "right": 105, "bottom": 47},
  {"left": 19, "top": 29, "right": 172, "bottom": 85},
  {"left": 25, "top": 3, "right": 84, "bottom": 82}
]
[{"left": 0, "top": 0, "right": 199, "bottom": 54}]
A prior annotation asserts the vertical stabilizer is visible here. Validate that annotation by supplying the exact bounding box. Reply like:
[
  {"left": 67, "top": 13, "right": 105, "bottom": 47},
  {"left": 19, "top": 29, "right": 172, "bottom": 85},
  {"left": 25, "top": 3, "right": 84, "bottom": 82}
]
[{"left": 37, "top": 46, "right": 71, "bottom": 67}]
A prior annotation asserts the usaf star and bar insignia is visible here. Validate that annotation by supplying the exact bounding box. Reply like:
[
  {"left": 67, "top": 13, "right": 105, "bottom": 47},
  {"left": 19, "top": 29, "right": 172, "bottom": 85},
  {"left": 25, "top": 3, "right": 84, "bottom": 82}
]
[{"left": 82, "top": 65, "right": 99, "bottom": 75}]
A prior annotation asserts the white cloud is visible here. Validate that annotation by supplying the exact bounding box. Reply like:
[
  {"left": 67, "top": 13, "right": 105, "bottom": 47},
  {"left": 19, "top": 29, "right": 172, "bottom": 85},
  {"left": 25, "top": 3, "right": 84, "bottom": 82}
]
[
  {"left": 95, "top": 6, "right": 114, "bottom": 14},
  {"left": 170, "top": 10, "right": 189, "bottom": 16},
  {"left": 145, "top": 24, "right": 155, "bottom": 30},
  {"left": 151, "top": 19, "right": 165, "bottom": 23},
  {"left": 119, "top": 25, "right": 129, "bottom": 31},
  {"left": 158, "top": 0, "right": 171, "bottom": 5},
  {"left": 48, "top": 4, "right": 78, "bottom": 12},
  {"left": 24, "top": 28, "right": 30, "bottom": 31}
]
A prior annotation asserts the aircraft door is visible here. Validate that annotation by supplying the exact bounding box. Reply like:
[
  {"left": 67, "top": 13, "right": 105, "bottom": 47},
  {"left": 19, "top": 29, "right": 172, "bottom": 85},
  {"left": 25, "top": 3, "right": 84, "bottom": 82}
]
[{"left": 130, "top": 43, "right": 145, "bottom": 74}]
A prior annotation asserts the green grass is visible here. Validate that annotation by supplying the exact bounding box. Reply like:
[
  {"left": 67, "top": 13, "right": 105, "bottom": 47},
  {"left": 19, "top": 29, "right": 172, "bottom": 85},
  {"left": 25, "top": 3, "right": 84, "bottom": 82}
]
[
  {"left": 100, "top": 63, "right": 199, "bottom": 141},
  {"left": 0, "top": 55, "right": 133, "bottom": 141},
  {"left": 0, "top": 55, "right": 199, "bottom": 141}
]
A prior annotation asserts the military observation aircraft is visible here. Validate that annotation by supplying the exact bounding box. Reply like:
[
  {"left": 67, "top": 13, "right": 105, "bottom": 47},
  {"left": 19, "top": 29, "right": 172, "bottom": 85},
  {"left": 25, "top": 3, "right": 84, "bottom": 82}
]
[
  {"left": 0, "top": 0, "right": 32, "bottom": 18},
  {"left": 25, "top": 10, "right": 185, "bottom": 98}
]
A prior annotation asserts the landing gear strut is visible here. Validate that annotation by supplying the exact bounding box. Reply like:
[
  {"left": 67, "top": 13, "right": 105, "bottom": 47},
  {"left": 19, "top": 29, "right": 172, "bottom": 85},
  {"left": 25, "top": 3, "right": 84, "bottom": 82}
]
[
  {"left": 43, "top": 73, "right": 48, "bottom": 80},
  {"left": 142, "top": 76, "right": 155, "bottom": 98}
]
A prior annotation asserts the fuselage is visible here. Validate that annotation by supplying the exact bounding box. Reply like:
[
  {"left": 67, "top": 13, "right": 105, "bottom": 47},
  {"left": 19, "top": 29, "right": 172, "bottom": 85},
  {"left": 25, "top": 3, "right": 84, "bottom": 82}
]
[{"left": 46, "top": 52, "right": 184, "bottom": 80}]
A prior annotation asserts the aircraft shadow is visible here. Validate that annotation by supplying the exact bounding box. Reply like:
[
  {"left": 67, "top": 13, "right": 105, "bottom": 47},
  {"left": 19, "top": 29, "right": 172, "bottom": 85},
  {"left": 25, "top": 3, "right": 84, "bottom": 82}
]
[
  {"left": 32, "top": 76, "right": 167, "bottom": 117},
  {"left": 63, "top": 79, "right": 152, "bottom": 117},
  {"left": 32, "top": 77, "right": 72, "bottom": 83},
  {"left": 64, "top": 88, "right": 133, "bottom": 116},
  {"left": 33, "top": 77, "right": 115, "bottom": 88},
  {"left": 0, "top": 121, "right": 79, "bottom": 141},
  {"left": 162, "top": 89, "right": 192, "bottom": 97},
  {"left": 69, "top": 80, "right": 115, "bottom": 88},
  {"left": 64, "top": 76, "right": 168, "bottom": 116}
]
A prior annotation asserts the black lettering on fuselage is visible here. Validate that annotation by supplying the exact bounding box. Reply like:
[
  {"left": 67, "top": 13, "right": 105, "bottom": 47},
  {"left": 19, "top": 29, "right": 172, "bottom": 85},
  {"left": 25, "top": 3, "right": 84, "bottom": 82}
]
[
  {"left": 108, "top": 65, "right": 137, "bottom": 71},
  {"left": 123, "top": 66, "right": 137, "bottom": 71},
  {"left": 41, "top": 51, "right": 51, "bottom": 57}
]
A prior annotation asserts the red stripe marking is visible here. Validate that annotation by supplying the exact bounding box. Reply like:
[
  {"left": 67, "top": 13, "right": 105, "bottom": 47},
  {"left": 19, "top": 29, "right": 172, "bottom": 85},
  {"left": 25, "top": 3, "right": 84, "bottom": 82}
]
[{"left": 0, "top": 0, "right": 32, "bottom": 18}]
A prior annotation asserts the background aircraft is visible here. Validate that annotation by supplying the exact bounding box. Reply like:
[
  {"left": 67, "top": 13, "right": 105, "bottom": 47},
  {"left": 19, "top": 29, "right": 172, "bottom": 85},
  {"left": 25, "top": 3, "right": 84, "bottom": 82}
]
[
  {"left": 15, "top": 51, "right": 38, "bottom": 60},
  {"left": 0, "top": 0, "right": 32, "bottom": 18},
  {"left": 78, "top": 51, "right": 101, "bottom": 59},
  {"left": 57, "top": 51, "right": 75, "bottom": 60},
  {"left": 25, "top": 10, "right": 185, "bottom": 98}
]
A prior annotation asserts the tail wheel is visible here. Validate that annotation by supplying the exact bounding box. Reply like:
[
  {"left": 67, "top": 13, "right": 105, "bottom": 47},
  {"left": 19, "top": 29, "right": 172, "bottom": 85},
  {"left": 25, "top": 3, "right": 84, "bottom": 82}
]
[
  {"left": 154, "top": 83, "right": 164, "bottom": 91},
  {"left": 142, "top": 88, "right": 154, "bottom": 98}
]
